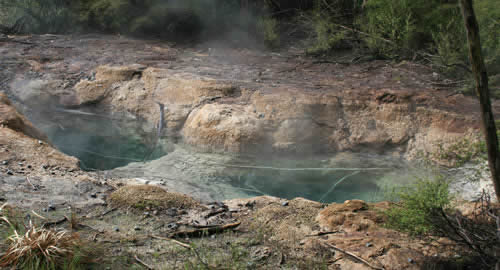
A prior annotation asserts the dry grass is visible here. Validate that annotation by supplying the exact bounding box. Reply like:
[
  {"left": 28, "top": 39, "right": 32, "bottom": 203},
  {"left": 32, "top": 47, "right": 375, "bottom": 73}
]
[
  {"left": 0, "top": 203, "right": 85, "bottom": 269},
  {"left": 109, "top": 184, "right": 200, "bottom": 210}
]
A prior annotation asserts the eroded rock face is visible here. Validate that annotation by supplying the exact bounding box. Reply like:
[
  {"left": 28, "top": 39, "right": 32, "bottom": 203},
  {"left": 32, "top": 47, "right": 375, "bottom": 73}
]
[
  {"left": 67, "top": 64, "right": 481, "bottom": 160},
  {"left": 0, "top": 93, "right": 79, "bottom": 172},
  {"left": 0, "top": 93, "right": 49, "bottom": 141}
]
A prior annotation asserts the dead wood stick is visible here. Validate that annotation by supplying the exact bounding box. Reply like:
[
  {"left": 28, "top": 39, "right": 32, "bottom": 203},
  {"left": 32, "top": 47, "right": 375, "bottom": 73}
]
[
  {"left": 42, "top": 216, "right": 67, "bottom": 228},
  {"left": 204, "top": 209, "right": 226, "bottom": 218},
  {"left": 152, "top": 235, "right": 191, "bottom": 249},
  {"left": 26, "top": 177, "right": 37, "bottom": 190},
  {"left": 169, "top": 221, "right": 241, "bottom": 238},
  {"left": 152, "top": 235, "right": 212, "bottom": 269},
  {"left": 134, "top": 255, "right": 154, "bottom": 270},
  {"left": 96, "top": 207, "right": 117, "bottom": 218},
  {"left": 323, "top": 242, "right": 385, "bottom": 270},
  {"left": 31, "top": 210, "right": 47, "bottom": 220},
  {"left": 306, "top": 231, "right": 341, "bottom": 237}
]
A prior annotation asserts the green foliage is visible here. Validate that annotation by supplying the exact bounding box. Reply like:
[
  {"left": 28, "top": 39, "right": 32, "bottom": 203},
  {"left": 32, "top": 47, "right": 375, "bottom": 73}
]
[
  {"left": 384, "top": 177, "right": 452, "bottom": 236},
  {"left": 257, "top": 17, "right": 280, "bottom": 49},
  {"left": 360, "top": 0, "right": 417, "bottom": 58},
  {"left": 434, "top": 135, "right": 487, "bottom": 167},
  {"left": 0, "top": 0, "right": 77, "bottom": 34},
  {"left": 301, "top": 0, "right": 360, "bottom": 55}
]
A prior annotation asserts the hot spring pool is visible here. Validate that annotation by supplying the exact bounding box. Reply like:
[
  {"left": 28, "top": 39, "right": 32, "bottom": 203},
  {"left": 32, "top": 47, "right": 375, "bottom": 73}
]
[{"left": 23, "top": 105, "right": 429, "bottom": 203}]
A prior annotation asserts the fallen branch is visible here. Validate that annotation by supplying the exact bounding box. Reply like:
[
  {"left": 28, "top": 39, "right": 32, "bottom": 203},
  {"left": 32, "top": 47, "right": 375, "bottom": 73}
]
[
  {"left": 30, "top": 210, "right": 47, "bottom": 220},
  {"left": 306, "top": 231, "right": 341, "bottom": 237},
  {"left": 169, "top": 221, "right": 241, "bottom": 238},
  {"left": 152, "top": 235, "right": 212, "bottom": 269},
  {"left": 134, "top": 255, "right": 154, "bottom": 270},
  {"left": 323, "top": 242, "right": 385, "bottom": 270},
  {"left": 42, "top": 216, "right": 67, "bottom": 228}
]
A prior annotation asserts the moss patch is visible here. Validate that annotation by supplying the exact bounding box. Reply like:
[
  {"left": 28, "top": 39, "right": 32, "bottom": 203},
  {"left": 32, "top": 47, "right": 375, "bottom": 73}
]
[{"left": 109, "top": 185, "right": 199, "bottom": 210}]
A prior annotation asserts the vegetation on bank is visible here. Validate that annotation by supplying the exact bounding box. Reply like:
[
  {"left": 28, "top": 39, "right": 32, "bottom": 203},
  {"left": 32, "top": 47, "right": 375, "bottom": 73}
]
[
  {"left": 385, "top": 178, "right": 500, "bottom": 269},
  {"left": 0, "top": 0, "right": 498, "bottom": 96}
]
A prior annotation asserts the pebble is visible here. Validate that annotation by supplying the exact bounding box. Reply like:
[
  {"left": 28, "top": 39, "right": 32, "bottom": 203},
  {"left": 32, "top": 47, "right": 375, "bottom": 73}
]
[
  {"left": 113, "top": 227, "right": 120, "bottom": 232},
  {"left": 48, "top": 204, "right": 56, "bottom": 211},
  {"left": 90, "top": 193, "right": 97, "bottom": 198},
  {"left": 408, "top": 258, "right": 414, "bottom": 264},
  {"left": 144, "top": 211, "right": 150, "bottom": 216},
  {"left": 38, "top": 140, "right": 43, "bottom": 145},
  {"left": 365, "top": 242, "right": 373, "bottom": 247},
  {"left": 6, "top": 170, "right": 13, "bottom": 175},
  {"left": 281, "top": 201, "right": 289, "bottom": 206},
  {"left": 134, "top": 226, "right": 141, "bottom": 231},
  {"left": 2, "top": 160, "right": 8, "bottom": 165},
  {"left": 152, "top": 210, "right": 158, "bottom": 215},
  {"left": 167, "top": 223, "right": 178, "bottom": 230}
]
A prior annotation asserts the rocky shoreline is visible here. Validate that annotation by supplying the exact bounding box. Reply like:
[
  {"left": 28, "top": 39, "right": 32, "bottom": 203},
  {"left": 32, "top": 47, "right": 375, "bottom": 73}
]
[{"left": 0, "top": 34, "right": 498, "bottom": 269}]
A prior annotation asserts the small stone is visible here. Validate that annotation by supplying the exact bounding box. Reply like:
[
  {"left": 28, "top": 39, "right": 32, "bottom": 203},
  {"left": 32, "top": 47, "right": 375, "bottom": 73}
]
[
  {"left": 281, "top": 201, "right": 289, "bottom": 207},
  {"left": 134, "top": 226, "right": 141, "bottom": 231},
  {"left": 153, "top": 210, "right": 158, "bottom": 215},
  {"left": 42, "top": 164, "right": 48, "bottom": 169},
  {"left": 6, "top": 170, "right": 13, "bottom": 175},
  {"left": 167, "top": 223, "right": 178, "bottom": 230},
  {"left": 408, "top": 258, "right": 414, "bottom": 264},
  {"left": 2, "top": 160, "right": 8, "bottom": 165},
  {"left": 90, "top": 193, "right": 97, "bottom": 198},
  {"left": 42, "top": 208, "right": 47, "bottom": 212},
  {"left": 48, "top": 204, "right": 56, "bottom": 211},
  {"left": 18, "top": 162, "right": 23, "bottom": 166},
  {"left": 38, "top": 140, "right": 43, "bottom": 145},
  {"left": 210, "top": 235, "right": 216, "bottom": 239},
  {"left": 365, "top": 242, "right": 373, "bottom": 247},
  {"left": 27, "top": 165, "right": 32, "bottom": 169},
  {"left": 113, "top": 227, "right": 120, "bottom": 232}
]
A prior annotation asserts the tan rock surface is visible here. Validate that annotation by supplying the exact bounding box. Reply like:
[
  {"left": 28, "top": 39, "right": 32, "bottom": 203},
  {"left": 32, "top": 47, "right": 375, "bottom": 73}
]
[
  {"left": 75, "top": 65, "right": 480, "bottom": 159},
  {"left": 0, "top": 93, "right": 79, "bottom": 173}
]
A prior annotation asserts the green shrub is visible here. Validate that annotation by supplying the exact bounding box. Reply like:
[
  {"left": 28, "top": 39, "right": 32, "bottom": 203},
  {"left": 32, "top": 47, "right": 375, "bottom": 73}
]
[
  {"left": 385, "top": 177, "right": 452, "bottom": 236},
  {"left": 257, "top": 17, "right": 280, "bottom": 49},
  {"left": 0, "top": 0, "right": 77, "bottom": 33},
  {"left": 301, "top": 0, "right": 360, "bottom": 55}
]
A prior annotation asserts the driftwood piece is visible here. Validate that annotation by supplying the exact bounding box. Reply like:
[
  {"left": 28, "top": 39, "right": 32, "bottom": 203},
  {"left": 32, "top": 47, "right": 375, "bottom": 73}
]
[
  {"left": 322, "top": 242, "right": 385, "bottom": 270},
  {"left": 169, "top": 221, "right": 241, "bottom": 238}
]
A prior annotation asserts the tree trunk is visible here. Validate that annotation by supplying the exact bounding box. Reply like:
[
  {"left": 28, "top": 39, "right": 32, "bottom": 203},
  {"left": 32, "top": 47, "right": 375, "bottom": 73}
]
[{"left": 459, "top": 0, "right": 500, "bottom": 203}]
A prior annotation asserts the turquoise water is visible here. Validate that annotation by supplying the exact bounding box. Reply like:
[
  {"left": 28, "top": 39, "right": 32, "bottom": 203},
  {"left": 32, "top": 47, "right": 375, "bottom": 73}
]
[
  {"left": 23, "top": 105, "right": 424, "bottom": 203},
  {"left": 27, "top": 107, "right": 166, "bottom": 170},
  {"left": 219, "top": 154, "right": 421, "bottom": 203}
]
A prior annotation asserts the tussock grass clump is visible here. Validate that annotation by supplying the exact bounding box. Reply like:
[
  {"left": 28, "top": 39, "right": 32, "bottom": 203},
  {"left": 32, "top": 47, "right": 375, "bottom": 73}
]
[
  {"left": 110, "top": 184, "right": 200, "bottom": 210},
  {"left": 0, "top": 203, "right": 87, "bottom": 269},
  {"left": 0, "top": 227, "right": 81, "bottom": 269}
]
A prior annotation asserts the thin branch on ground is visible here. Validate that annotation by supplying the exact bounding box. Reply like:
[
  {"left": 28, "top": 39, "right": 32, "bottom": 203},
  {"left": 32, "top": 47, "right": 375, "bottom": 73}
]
[
  {"left": 322, "top": 242, "right": 385, "bottom": 270},
  {"left": 134, "top": 255, "right": 154, "bottom": 270}
]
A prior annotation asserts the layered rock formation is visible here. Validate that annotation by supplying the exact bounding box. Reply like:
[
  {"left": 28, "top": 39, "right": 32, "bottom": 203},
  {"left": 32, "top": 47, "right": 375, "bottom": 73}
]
[{"left": 67, "top": 65, "right": 482, "bottom": 161}]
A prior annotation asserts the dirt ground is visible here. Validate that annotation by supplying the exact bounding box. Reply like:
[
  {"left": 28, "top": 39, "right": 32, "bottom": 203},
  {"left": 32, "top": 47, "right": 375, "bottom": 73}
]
[{"left": 0, "top": 34, "right": 496, "bottom": 269}]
